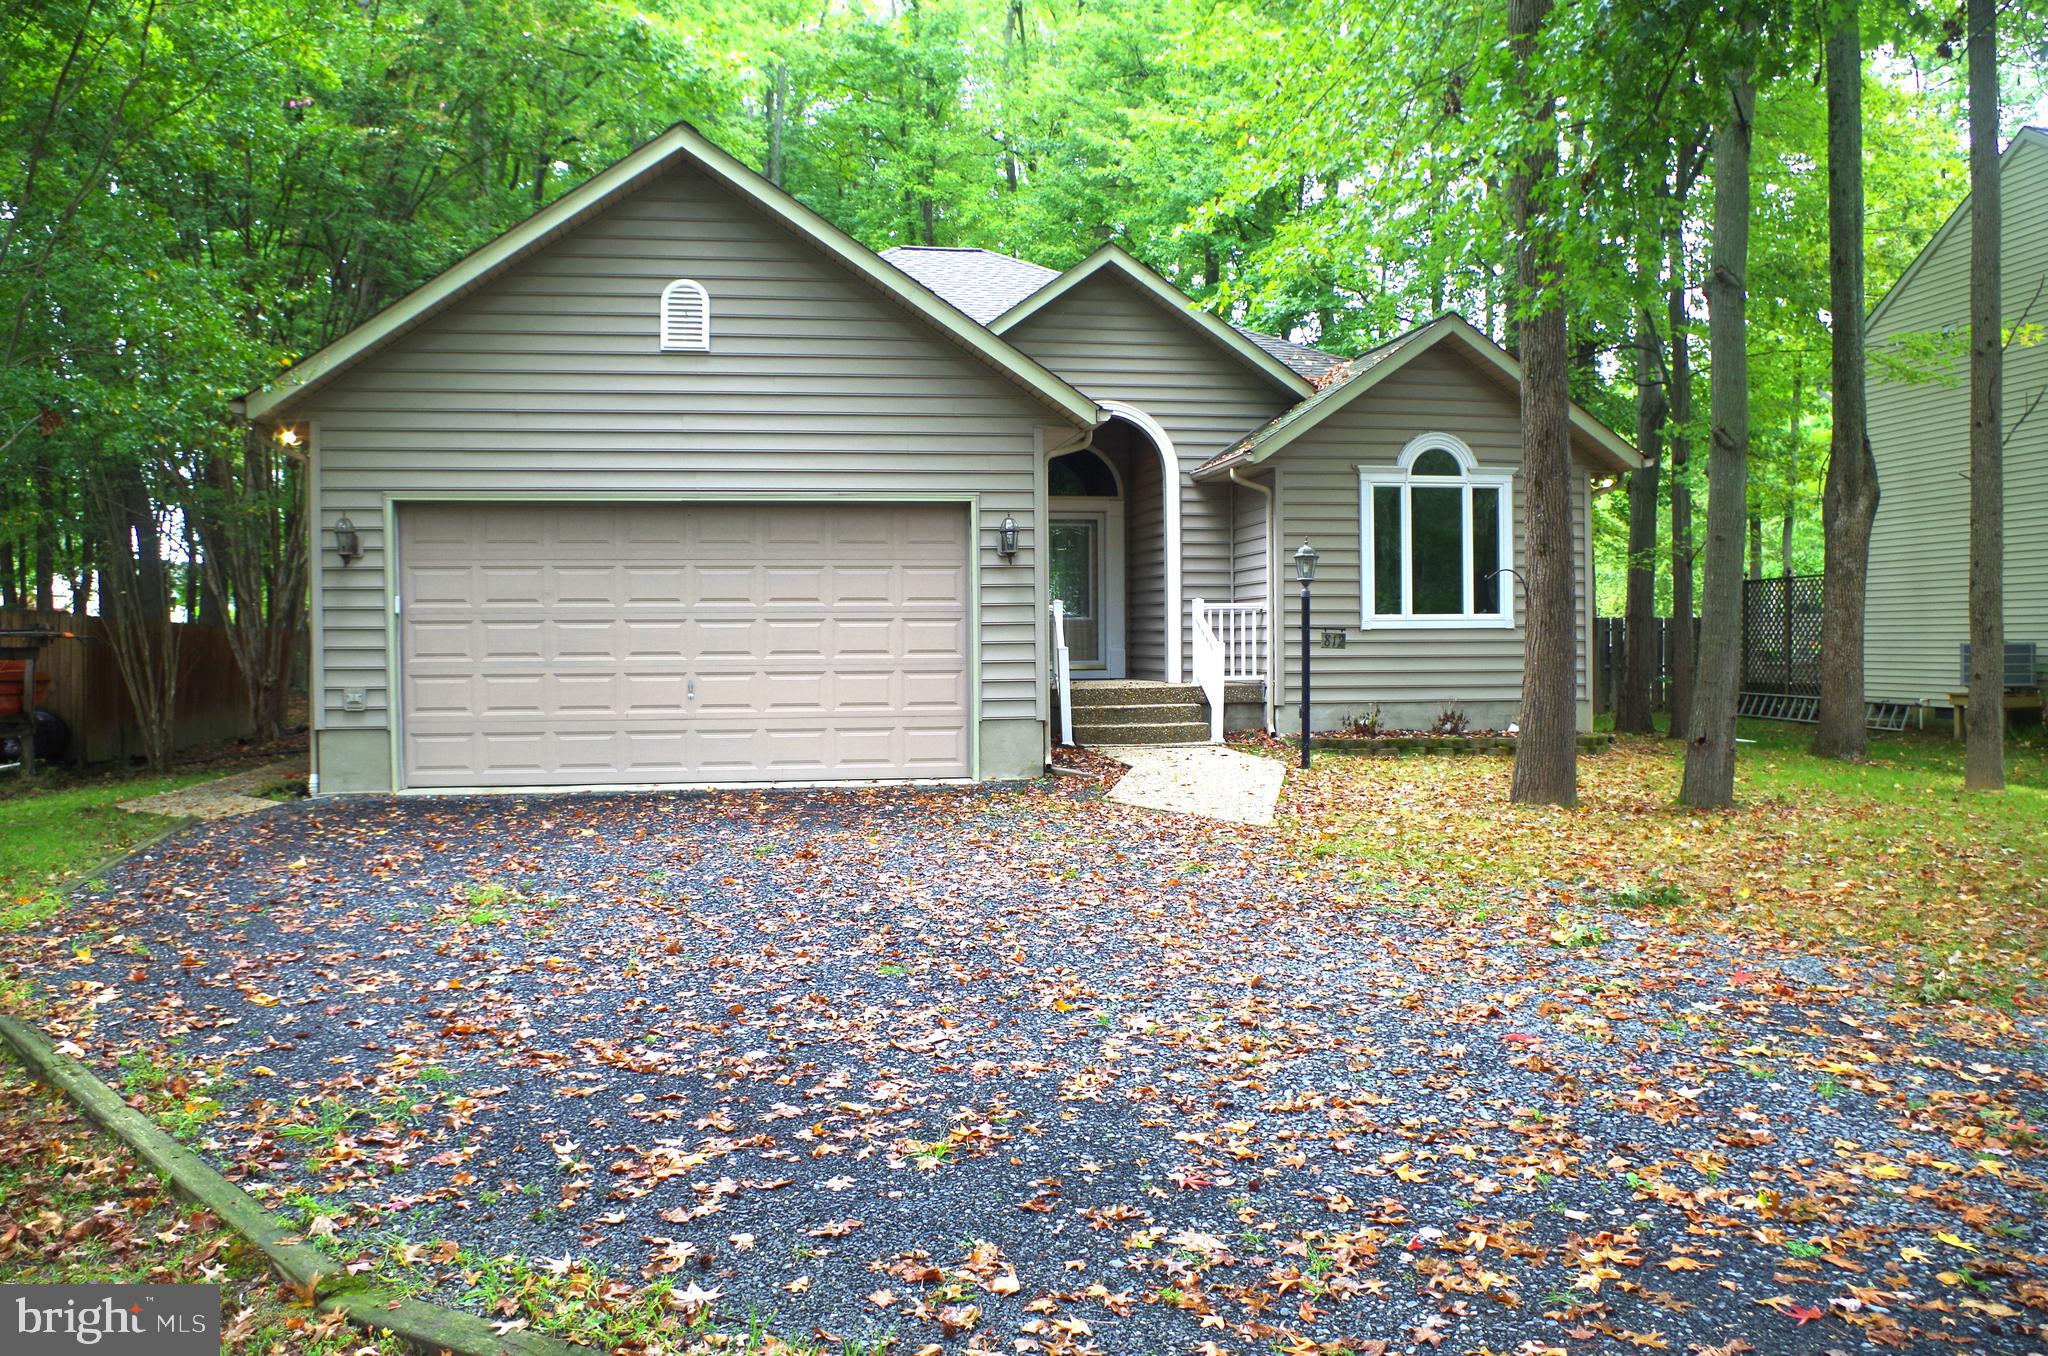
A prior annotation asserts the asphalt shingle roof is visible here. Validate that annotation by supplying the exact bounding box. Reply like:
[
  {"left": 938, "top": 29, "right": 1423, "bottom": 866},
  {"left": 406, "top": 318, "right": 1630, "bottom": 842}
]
[
  {"left": 881, "top": 246, "right": 1059, "bottom": 325},
  {"left": 1235, "top": 328, "right": 1349, "bottom": 384},
  {"left": 881, "top": 245, "right": 1346, "bottom": 382},
  {"left": 1197, "top": 326, "right": 1428, "bottom": 474}
]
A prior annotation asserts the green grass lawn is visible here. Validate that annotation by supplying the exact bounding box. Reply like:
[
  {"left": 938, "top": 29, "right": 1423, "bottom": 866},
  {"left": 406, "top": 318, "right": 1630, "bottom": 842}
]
[{"left": 0, "top": 768, "right": 213, "bottom": 931}]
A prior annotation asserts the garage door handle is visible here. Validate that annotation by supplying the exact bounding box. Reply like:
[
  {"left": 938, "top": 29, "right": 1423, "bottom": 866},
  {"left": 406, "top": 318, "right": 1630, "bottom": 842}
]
[{"left": 686, "top": 677, "right": 694, "bottom": 700}]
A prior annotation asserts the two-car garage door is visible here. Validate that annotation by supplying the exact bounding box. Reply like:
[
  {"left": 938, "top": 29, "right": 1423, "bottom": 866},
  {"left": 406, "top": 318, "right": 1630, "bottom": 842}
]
[{"left": 397, "top": 502, "right": 970, "bottom": 788}]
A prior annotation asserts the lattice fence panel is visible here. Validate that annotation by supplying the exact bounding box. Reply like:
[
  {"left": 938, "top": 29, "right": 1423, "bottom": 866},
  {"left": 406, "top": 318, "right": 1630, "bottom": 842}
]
[{"left": 1741, "top": 574, "right": 1824, "bottom": 696}]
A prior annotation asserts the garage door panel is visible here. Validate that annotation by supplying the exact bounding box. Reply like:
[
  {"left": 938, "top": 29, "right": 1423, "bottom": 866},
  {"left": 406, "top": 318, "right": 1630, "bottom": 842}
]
[
  {"left": 399, "top": 502, "right": 971, "bottom": 787},
  {"left": 901, "top": 567, "right": 966, "bottom": 603},
  {"left": 691, "top": 567, "right": 757, "bottom": 606},
  {"left": 903, "top": 618, "right": 967, "bottom": 656}
]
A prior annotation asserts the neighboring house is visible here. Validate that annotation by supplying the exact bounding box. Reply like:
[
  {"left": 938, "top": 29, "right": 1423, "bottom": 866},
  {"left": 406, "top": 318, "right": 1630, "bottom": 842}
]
[
  {"left": 238, "top": 121, "right": 1638, "bottom": 795},
  {"left": 1865, "top": 126, "right": 2048, "bottom": 712}
]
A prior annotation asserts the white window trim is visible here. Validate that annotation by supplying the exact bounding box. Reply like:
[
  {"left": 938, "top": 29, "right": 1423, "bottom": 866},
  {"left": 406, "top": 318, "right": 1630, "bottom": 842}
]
[
  {"left": 659, "top": 278, "right": 711, "bottom": 351},
  {"left": 1358, "top": 433, "right": 1516, "bottom": 629}
]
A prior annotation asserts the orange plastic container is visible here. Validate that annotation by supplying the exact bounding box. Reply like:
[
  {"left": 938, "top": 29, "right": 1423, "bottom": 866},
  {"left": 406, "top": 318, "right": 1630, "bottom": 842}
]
[{"left": 0, "top": 660, "right": 52, "bottom": 717}]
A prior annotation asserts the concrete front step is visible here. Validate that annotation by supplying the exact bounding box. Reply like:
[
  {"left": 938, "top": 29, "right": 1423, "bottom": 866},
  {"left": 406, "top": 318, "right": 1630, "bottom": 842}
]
[
  {"left": 1075, "top": 698, "right": 1205, "bottom": 723},
  {"left": 1060, "top": 678, "right": 1265, "bottom": 747},
  {"left": 1068, "top": 680, "right": 1205, "bottom": 708},
  {"left": 1071, "top": 719, "right": 1212, "bottom": 745}
]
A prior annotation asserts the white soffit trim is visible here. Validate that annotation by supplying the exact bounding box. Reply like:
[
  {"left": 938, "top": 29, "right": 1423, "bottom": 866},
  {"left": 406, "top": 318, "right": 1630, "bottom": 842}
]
[
  {"left": 243, "top": 121, "right": 1099, "bottom": 428},
  {"left": 990, "top": 244, "right": 1316, "bottom": 400}
]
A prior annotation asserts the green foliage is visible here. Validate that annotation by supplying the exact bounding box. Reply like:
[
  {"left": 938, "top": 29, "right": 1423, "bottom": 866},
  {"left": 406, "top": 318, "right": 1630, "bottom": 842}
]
[{"left": 2, "top": 0, "right": 2035, "bottom": 642}]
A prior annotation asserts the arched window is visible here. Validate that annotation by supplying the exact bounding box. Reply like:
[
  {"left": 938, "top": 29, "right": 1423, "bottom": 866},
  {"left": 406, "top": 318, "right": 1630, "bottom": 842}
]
[
  {"left": 659, "top": 279, "right": 710, "bottom": 351},
  {"left": 1357, "top": 433, "right": 1514, "bottom": 626},
  {"left": 1047, "top": 448, "right": 1121, "bottom": 498}
]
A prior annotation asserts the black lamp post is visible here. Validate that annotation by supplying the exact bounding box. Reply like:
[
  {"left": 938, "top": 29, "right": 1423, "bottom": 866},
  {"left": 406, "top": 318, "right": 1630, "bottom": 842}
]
[{"left": 1294, "top": 541, "right": 1318, "bottom": 769}]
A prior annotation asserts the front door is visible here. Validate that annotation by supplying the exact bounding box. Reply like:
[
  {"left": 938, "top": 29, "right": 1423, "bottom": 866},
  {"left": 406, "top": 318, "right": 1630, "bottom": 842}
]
[{"left": 1049, "top": 510, "right": 1123, "bottom": 675}]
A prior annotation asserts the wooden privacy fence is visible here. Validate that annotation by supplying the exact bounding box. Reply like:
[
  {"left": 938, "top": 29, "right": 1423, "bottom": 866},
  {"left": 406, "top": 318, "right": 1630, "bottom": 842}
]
[
  {"left": 1595, "top": 575, "right": 1827, "bottom": 715},
  {"left": 0, "top": 609, "right": 254, "bottom": 764},
  {"left": 1590, "top": 615, "right": 1697, "bottom": 713}
]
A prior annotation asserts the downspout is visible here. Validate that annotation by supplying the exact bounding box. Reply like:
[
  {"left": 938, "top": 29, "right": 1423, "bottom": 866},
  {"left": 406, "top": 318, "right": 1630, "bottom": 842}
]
[{"left": 1227, "top": 465, "right": 1277, "bottom": 733}]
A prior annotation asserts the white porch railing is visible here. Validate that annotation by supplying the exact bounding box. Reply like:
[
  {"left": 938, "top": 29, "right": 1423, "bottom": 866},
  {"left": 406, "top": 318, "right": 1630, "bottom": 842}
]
[
  {"left": 1049, "top": 600, "right": 1074, "bottom": 747},
  {"left": 1191, "top": 599, "right": 1268, "bottom": 743}
]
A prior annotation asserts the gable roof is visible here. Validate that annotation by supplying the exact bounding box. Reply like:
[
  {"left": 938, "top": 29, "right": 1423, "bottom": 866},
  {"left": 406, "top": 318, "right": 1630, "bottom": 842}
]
[
  {"left": 989, "top": 244, "right": 1317, "bottom": 400},
  {"left": 1866, "top": 125, "right": 2048, "bottom": 338},
  {"left": 1193, "top": 313, "right": 1641, "bottom": 478},
  {"left": 887, "top": 243, "right": 1343, "bottom": 384},
  {"left": 882, "top": 246, "right": 1059, "bottom": 324},
  {"left": 240, "top": 122, "right": 1099, "bottom": 427},
  {"left": 1239, "top": 329, "right": 1350, "bottom": 384}
]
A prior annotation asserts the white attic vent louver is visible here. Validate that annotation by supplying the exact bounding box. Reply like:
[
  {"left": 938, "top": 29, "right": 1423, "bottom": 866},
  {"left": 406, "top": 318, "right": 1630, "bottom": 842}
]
[{"left": 659, "top": 278, "right": 710, "bottom": 351}]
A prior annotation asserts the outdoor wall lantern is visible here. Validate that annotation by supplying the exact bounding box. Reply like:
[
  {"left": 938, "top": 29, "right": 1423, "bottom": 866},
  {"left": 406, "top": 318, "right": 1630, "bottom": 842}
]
[
  {"left": 332, "top": 514, "right": 362, "bottom": 566},
  {"left": 998, "top": 515, "right": 1020, "bottom": 560},
  {"left": 1294, "top": 541, "right": 1319, "bottom": 769}
]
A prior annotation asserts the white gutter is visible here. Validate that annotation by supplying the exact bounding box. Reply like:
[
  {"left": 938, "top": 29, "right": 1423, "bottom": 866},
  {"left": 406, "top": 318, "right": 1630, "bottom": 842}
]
[{"left": 1228, "top": 465, "right": 1278, "bottom": 733}]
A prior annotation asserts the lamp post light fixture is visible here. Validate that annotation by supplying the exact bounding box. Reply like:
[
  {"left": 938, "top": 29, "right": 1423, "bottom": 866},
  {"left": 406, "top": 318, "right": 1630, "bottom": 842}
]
[
  {"left": 997, "top": 514, "right": 1020, "bottom": 560},
  {"left": 1293, "top": 541, "right": 1318, "bottom": 769},
  {"left": 332, "top": 515, "right": 362, "bottom": 567}
]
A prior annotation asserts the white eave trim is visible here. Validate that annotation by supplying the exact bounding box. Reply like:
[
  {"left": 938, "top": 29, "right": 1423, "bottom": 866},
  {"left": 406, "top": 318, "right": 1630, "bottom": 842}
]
[
  {"left": 988, "top": 244, "right": 1316, "bottom": 401},
  {"left": 1201, "top": 315, "right": 1641, "bottom": 478},
  {"left": 243, "top": 121, "right": 1099, "bottom": 428}
]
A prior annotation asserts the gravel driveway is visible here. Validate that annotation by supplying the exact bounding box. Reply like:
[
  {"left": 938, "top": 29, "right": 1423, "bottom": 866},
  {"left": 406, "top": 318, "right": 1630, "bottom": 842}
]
[{"left": 9, "top": 780, "right": 2047, "bottom": 1354}]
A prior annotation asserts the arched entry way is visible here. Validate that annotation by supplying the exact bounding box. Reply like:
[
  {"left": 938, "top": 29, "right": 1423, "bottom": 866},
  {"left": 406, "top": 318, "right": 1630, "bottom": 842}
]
[
  {"left": 1046, "top": 403, "right": 1180, "bottom": 683},
  {"left": 1046, "top": 445, "right": 1125, "bottom": 676}
]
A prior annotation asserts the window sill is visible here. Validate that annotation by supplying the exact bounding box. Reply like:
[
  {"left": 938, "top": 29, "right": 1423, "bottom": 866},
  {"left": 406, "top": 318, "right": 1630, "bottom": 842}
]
[{"left": 1359, "top": 616, "right": 1517, "bottom": 630}]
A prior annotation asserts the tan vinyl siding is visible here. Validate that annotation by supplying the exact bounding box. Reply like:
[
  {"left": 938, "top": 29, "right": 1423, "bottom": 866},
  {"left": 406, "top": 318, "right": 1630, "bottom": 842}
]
[
  {"left": 1267, "top": 347, "right": 1593, "bottom": 726},
  {"left": 1004, "top": 271, "right": 1294, "bottom": 677},
  {"left": 1231, "top": 478, "right": 1269, "bottom": 604},
  {"left": 305, "top": 160, "right": 1068, "bottom": 789},
  {"left": 1124, "top": 444, "right": 1167, "bottom": 678},
  {"left": 1865, "top": 134, "right": 2048, "bottom": 705}
]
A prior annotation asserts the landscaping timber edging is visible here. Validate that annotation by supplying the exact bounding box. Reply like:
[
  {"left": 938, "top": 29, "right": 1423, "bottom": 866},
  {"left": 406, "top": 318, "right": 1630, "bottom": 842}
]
[
  {"left": 0, "top": 1013, "right": 577, "bottom": 1356},
  {"left": 1312, "top": 733, "right": 1615, "bottom": 755}
]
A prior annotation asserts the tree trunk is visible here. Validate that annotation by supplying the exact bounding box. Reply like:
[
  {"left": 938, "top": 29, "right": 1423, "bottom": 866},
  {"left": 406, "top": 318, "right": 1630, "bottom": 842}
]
[
  {"left": 1748, "top": 513, "right": 1763, "bottom": 579},
  {"left": 1506, "top": 0, "right": 1577, "bottom": 805},
  {"left": 1964, "top": 0, "right": 2004, "bottom": 790},
  {"left": 72, "top": 534, "right": 92, "bottom": 619},
  {"left": 91, "top": 466, "right": 180, "bottom": 772},
  {"left": 1812, "top": 8, "right": 1875, "bottom": 763},
  {"left": 1681, "top": 61, "right": 1756, "bottom": 810},
  {"left": 1667, "top": 267, "right": 1696, "bottom": 737},
  {"left": 1616, "top": 310, "right": 1666, "bottom": 734},
  {"left": 189, "top": 427, "right": 308, "bottom": 743},
  {"left": 765, "top": 63, "right": 789, "bottom": 187},
  {"left": 33, "top": 461, "right": 55, "bottom": 612}
]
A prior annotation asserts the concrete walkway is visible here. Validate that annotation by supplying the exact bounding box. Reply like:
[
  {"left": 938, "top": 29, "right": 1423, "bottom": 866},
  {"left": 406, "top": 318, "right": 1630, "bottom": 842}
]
[
  {"left": 118, "top": 760, "right": 303, "bottom": 821},
  {"left": 1095, "top": 742, "right": 1286, "bottom": 826}
]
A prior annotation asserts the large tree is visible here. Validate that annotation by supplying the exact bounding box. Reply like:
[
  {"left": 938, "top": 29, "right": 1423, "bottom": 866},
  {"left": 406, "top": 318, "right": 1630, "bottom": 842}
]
[
  {"left": 1681, "top": 47, "right": 1758, "bottom": 810},
  {"left": 1963, "top": 0, "right": 2003, "bottom": 791},
  {"left": 1507, "top": 0, "right": 1578, "bottom": 806},
  {"left": 1813, "top": 2, "right": 1880, "bottom": 761},
  {"left": 1614, "top": 303, "right": 1666, "bottom": 736}
]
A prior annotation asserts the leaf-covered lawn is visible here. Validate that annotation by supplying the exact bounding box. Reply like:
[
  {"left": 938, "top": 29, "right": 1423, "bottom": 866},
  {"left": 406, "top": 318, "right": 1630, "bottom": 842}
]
[
  {"left": 0, "top": 1054, "right": 414, "bottom": 1353},
  {"left": 2, "top": 772, "right": 2044, "bottom": 1354},
  {"left": 1289, "top": 722, "right": 2048, "bottom": 1007}
]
